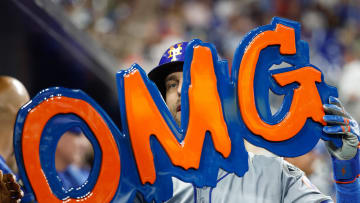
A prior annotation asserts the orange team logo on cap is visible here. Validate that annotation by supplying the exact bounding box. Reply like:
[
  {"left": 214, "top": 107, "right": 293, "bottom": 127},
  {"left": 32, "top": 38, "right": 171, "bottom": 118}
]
[{"left": 168, "top": 43, "right": 183, "bottom": 61}]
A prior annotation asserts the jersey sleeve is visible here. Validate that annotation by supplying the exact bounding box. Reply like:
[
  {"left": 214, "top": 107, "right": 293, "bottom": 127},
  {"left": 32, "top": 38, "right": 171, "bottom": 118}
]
[{"left": 281, "top": 159, "right": 333, "bottom": 203}]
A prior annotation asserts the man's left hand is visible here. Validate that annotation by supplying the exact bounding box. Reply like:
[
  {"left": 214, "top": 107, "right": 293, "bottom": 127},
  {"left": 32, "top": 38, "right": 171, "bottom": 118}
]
[{"left": 323, "top": 96, "right": 360, "bottom": 160}]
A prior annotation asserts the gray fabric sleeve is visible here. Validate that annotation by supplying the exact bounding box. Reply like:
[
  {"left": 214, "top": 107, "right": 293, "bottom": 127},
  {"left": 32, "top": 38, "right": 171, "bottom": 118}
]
[
  {"left": 281, "top": 159, "right": 333, "bottom": 203},
  {"left": 165, "top": 177, "right": 194, "bottom": 203}
]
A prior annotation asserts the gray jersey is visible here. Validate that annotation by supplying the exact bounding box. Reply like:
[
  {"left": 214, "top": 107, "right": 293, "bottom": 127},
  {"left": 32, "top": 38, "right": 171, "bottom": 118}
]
[{"left": 166, "top": 153, "right": 333, "bottom": 203}]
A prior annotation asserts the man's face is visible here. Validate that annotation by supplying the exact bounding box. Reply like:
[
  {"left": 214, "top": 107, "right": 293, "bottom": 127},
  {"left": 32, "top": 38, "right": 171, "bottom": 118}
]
[{"left": 165, "top": 71, "right": 183, "bottom": 125}]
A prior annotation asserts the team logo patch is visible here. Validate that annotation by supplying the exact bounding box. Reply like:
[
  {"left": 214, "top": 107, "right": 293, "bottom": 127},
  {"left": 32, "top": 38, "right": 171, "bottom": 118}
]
[{"left": 168, "top": 43, "right": 183, "bottom": 61}]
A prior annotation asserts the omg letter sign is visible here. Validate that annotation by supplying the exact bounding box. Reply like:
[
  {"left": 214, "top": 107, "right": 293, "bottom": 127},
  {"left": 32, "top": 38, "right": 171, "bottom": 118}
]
[{"left": 14, "top": 17, "right": 337, "bottom": 202}]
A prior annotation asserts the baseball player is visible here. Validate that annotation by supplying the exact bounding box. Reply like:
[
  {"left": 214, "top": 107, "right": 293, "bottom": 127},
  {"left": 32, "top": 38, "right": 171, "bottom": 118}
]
[{"left": 142, "top": 42, "right": 360, "bottom": 202}]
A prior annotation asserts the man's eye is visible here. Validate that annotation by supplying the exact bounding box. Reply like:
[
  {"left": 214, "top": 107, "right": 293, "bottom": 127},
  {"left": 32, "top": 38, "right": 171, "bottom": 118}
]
[{"left": 166, "top": 82, "right": 177, "bottom": 90}]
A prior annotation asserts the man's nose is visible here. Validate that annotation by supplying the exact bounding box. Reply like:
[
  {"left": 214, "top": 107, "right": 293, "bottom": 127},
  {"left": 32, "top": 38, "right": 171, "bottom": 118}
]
[{"left": 177, "top": 79, "right": 183, "bottom": 95}]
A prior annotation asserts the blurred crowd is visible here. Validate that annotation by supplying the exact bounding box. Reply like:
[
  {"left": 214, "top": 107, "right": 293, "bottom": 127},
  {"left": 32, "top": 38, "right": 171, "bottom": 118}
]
[
  {"left": 51, "top": 0, "right": 360, "bottom": 81},
  {"left": 52, "top": 0, "right": 360, "bottom": 124}
]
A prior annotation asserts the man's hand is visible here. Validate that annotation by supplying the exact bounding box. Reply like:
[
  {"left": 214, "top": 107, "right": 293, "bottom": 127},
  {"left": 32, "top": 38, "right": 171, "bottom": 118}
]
[
  {"left": 323, "top": 96, "right": 360, "bottom": 160},
  {"left": 0, "top": 170, "right": 23, "bottom": 203}
]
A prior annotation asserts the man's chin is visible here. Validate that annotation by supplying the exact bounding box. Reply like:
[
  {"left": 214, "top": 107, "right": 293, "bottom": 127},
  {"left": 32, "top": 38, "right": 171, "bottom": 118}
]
[{"left": 175, "top": 113, "right": 181, "bottom": 126}]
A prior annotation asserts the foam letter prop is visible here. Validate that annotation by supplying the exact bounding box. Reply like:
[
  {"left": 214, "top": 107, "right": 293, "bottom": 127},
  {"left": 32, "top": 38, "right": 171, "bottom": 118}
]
[
  {"left": 14, "top": 88, "right": 121, "bottom": 202},
  {"left": 238, "top": 24, "right": 325, "bottom": 141},
  {"left": 231, "top": 17, "right": 339, "bottom": 156}
]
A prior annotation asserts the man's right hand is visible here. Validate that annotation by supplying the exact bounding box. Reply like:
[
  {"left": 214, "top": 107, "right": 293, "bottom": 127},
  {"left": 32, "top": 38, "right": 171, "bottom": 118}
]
[{"left": 0, "top": 170, "right": 23, "bottom": 203}]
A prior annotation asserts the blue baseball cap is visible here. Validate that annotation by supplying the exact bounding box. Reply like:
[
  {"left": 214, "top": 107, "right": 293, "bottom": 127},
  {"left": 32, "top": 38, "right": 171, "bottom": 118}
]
[{"left": 148, "top": 42, "right": 188, "bottom": 97}]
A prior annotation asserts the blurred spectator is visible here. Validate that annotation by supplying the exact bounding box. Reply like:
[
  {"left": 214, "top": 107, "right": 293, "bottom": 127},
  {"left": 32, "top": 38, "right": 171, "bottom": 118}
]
[
  {"left": 338, "top": 40, "right": 360, "bottom": 122},
  {"left": 56, "top": 127, "right": 93, "bottom": 190},
  {"left": 0, "top": 76, "right": 29, "bottom": 202},
  {"left": 0, "top": 76, "right": 29, "bottom": 174}
]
